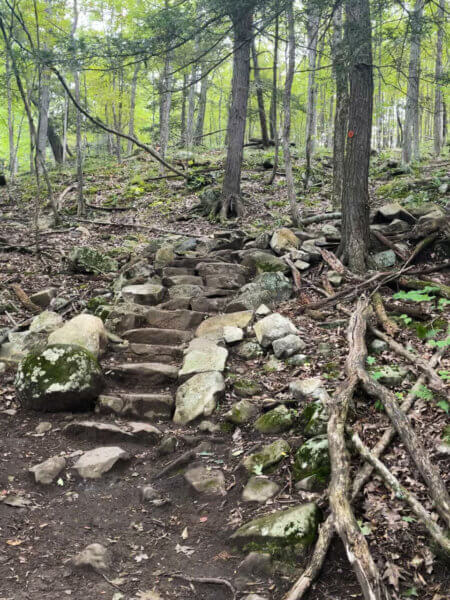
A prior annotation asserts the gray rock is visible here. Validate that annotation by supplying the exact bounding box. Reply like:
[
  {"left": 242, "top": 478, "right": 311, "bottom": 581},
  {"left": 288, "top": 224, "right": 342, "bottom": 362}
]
[
  {"left": 64, "top": 420, "right": 162, "bottom": 444},
  {"left": 371, "top": 250, "right": 396, "bottom": 269},
  {"left": 255, "top": 304, "right": 271, "bottom": 316},
  {"left": 373, "top": 202, "right": 415, "bottom": 224},
  {"left": 293, "top": 259, "right": 310, "bottom": 271},
  {"left": 225, "top": 399, "right": 259, "bottom": 425},
  {"left": 122, "top": 283, "right": 165, "bottom": 306},
  {"left": 233, "top": 378, "right": 262, "bottom": 398},
  {"left": 139, "top": 485, "right": 160, "bottom": 501},
  {"left": 286, "top": 354, "right": 309, "bottom": 366},
  {"left": 293, "top": 435, "right": 330, "bottom": 486},
  {"left": 371, "top": 365, "right": 407, "bottom": 387},
  {"left": 235, "top": 341, "right": 264, "bottom": 360},
  {"left": 29, "top": 456, "right": 66, "bottom": 484},
  {"left": 48, "top": 314, "right": 107, "bottom": 358},
  {"left": 254, "top": 405, "right": 293, "bottom": 434},
  {"left": 35, "top": 421, "right": 52, "bottom": 434},
  {"left": 242, "top": 439, "right": 290, "bottom": 474},
  {"left": 196, "top": 311, "right": 253, "bottom": 341},
  {"left": 231, "top": 503, "right": 322, "bottom": 555},
  {"left": 321, "top": 223, "right": 340, "bottom": 240},
  {"left": 184, "top": 465, "right": 226, "bottom": 496},
  {"left": 270, "top": 228, "right": 300, "bottom": 255},
  {"left": 242, "top": 476, "right": 280, "bottom": 502},
  {"left": 301, "top": 401, "right": 329, "bottom": 437},
  {"left": 68, "top": 247, "right": 118, "bottom": 274},
  {"left": 73, "top": 446, "right": 129, "bottom": 478},
  {"left": 300, "top": 240, "right": 322, "bottom": 262},
  {"left": 223, "top": 326, "right": 244, "bottom": 344},
  {"left": 238, "top": 552, "right": 272, "bottom": 576},
  {"left": 198, "top": 420, "right": 220, "bottom": 433},
  {"left": 438, "top": 182, "right": 448, "bottom": 195},
  {"left": 72, "top": 543, "right": 109, "bottom": 570},
  {"left": 154, "top": 243, "right": 175, "bottom": 268},
  {"left": 228, "top": 272, "right": 292, "bottom": 311},
  {"left": 327, "top": 271, "right": 343, "bottom": 287},
  {"left": 96, "top": 392, "right": 174, "bottom": 421},
  {"left": 241, "top": 250, "right": 289, "bottom": 275},
  {"left": 168, "top": 284, "right": 204, "bottom": 299},
  {"left": 263, "top": 356, "right": 283, "bottom": 373},
  {"left": 15, "top": 344, "right": 103, "bottom": 412},
  {"left": 254, "top": 313, "right": 298, "bottom": 348},
  {"left": 113, "top": 362, "right": 179, "bottom": 384},
  {"left": 179, "top": 339, "right": 228, "bottom": 377},
  {"left": 29, "top": 287, "right": 57, "bottom": 308},
  {"left": 289, "top": 377, "right": 327, "bottom": 401},
  {"left": 173, "top": 371, "right": 225, "bottom": 424},
  {"left": 158, "top": 436, "right": 178, "bottom": 455},
  {"left": 272, "top": 334, "right": 306, "bottom": 358},
  {"left": 369, "top": 339, "right": 388, "bottom": 354},
  {"left": 29, "top": 311, "right": 63, "bottom": 334}
]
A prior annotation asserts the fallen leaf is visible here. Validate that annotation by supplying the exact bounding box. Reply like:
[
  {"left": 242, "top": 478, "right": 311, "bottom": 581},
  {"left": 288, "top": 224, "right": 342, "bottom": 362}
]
[
  {"left": 175, "top": 543, "right": 194, "bottom": 556},
  {"left": 181, "top": 526, "right": 188, "bottom": 539},
  {"left": 6, "top": 538, "right": 23, "bottom": 546}
]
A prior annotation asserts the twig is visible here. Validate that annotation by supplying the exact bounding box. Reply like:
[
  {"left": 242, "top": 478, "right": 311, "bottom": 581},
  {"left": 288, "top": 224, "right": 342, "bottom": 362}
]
[
  {"left": 371, "top": 292, "right": 400, "bottom": 337},
  {"left": 371, "top": 230, "right": 408, "bottom": 261},
  {"left": 10, "top": 284, "right": 41, "bottom": 314},
  {"left": 165, "top": 572, "right": 236, "bottom": 599},
  {"left": 299, "top": 211, "right": 341, "bottom": 225}
]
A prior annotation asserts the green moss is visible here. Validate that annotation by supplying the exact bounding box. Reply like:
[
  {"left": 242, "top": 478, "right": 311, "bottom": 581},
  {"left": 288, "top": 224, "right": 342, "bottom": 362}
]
[
  {"left": 69, "top": 247, "right": 118, "bottom": 274},
  {"left": 234, "top": 378, "right": 262, "bottom": 398},
  {"left": 376, "top": 179, "right": 411, "bottom": 199},
  {"left": 86, "top": 296, "right": 109, "bottom": 313},
  {"left": 293, "top": 435, "right": 330, "bottom": 483},
  {"left": 302, "top": 401, "right": 328, "bottom": 437},
  {"left": 243, "top": 439, "right": 290, "bottom": 473},
  {"left": 254, "top": 405, "right": 293, "bottom": 433}
]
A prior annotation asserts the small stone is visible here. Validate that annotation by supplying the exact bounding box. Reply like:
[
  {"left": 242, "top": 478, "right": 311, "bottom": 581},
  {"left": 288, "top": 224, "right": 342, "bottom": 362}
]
[
  {"left": 242, "top": 476, "right": 280, "bottom": 503},
  {"left": 372, "top": 365, "right": 407, "bottom": 387},
  {"left": 198, "top": 420, "right": 220, "bottom": 433},
  {"left": 29, "top": 311, "right": 63, "bottom": 334},
  {"left": 290, "top": 377, "right": 327, "bottom": 401},
  {"left": 238, "top": 552, "right": 272, "bottom": 576},
  {"left": 29, "top": 456, "right": 66, "bottom": 484},
  {"left": 179, "top": 340, "right": 228, "bottom": 377},
  {"left": 48, "top": 314, "right": 107, "bottom": 358},
  {"left": 122, "top": 283, "right": 165, "bottom": 306},
  {"left": 155, "top": 243, "right": 175, "bottom": 268},
  {"left": 301, "top": 401, "right": 329, "bottom": 437},
  {"left": 369, "top": 339, "right": 388, "bottom": 354},
  {"left": 254, "top": 313, "right": 298, "bottom": 348},
  {"left": 286, "top": 354, "right": 308, "bottom": 366},
  {"left": 293, "top": 435, "right": 330, "bottom": 486},
  {"left": 293, "top": 260, "right": 310, "bottom": 271},
  {"left": 254, "top": 405, "right": 293, "bottom": 434},
  {"left": 327, "top": 271, "right": 343, "bottom": 287},
  {"left": 321, "top": 223, "right": 340, "bottom": 240},
  {"left": 29, "top": 287, "right": 57, "bottom": 308},
  {"left": 438, "top": 182, "right": 448, "bottom": 194},
  {"left": 223, "top": 326, "right": 244, "bottom": 344},
  {"left": 228, "top": 272, "right": 292, "bottom": 311},
  {"left": 233, "top": 379, "right": 262, "bottom": 398},
  {"left": 158, "top": 436, "right": 177, "bottom": 455},
  {"left": 270, "top": 228, "right": 299, "bottom": 254},
  {"left": 196, "top": 311, "right": 253, "bottom": 341},
  {"left": 235, "top": 341, "right": 264, "bottom": 360},
  {"left": 371, "top": 250, "right": 396, "bottom": 269},
  {"left": 243, "top": 595, "right": 269, "bottom": 600},
  {"left": 317, "top": 342, "right": 332, "bottom": 356},
  {"left": 184, "top": 465, "right": 226, "bottom": 496},
  {"left": 0, "top": 362, "right": 6, "bottom": 373},
  {"left": 139, "top": 485, "right": 160, "bottom": 501},
  {"left": 173, "top": 371, "right": 225, "bottom": 424},
  {"left": 72, "top": 543, "right": 109, "bottom": 570},
  {"left": 263, "top": 356, "right": 283, "bottom": 373},
  {"left": 35, "top": 421, "right": 52, "bottom": 434},
  {"left": 225, "top": 399, "right": 259, "bottom": 425},
  {"left": 272, "top": 334, "right": 306, "bottom": 359},
  {"left": 255, "top": 304, "right": 271, "bottom": 316},
  {"left": 242, "top": 439, "right": 290, "bottom": 474},
  {"left": 73, "top": 446, "right": 129, "bottom": 478}
]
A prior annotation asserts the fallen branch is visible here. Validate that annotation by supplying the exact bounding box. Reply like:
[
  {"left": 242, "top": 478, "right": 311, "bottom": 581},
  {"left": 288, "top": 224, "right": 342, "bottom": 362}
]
[
  {"left": 383, "top": 298, "right": 430, "bottom": 320},
  {"left": 57, "top": 184, "right": 76, "bottom": 210},
  {"left": 299, "top": 211, "right": 341, "bottom": 225},
  {"left": 85, "top": 203, "right": 135, "bottom": 212},
  {"left": 351, "top": 431, "right": 450, "bottom": 556},
  {"left": 403, "top": 232, "right": 439, "bottom": 267},
  {"left": 10, "top": 284, "right": 41, "bottom": 314},
  {"left": 398, "top": 276, "right": 450, "bottom": 300},
  {"left": 371, "top": 230, "right": 408, "bottom": 261},
  {"left": 372, "top": 292, "right": 399, "bottom": 337},
  {"left": 165, "top": 572, "right": 236, "bottom": 599},
  {"left": 284, "top": 256, "right": 302, "bottom": 291}
]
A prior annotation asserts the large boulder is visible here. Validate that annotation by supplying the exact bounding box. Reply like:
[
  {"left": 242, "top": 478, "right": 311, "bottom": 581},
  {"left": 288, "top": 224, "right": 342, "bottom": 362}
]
[
  {"left": 254, "top": 313, "right": 298, "bottom": 348},
  {"left": 29, "top": 311, "right": 63, "bottom": 334},
  {"left": 231, "top": 503, "right": 322, "bottom": 556},
  {"left": 270, "top": 228, "right": 300, "bottom": 255},
  {"left": 228, "top": 273, "right": 292, "bottom": 312},
  {"left": 15, "top": 344, "right": 103, "bottom": 412},
  {"left": 68, "top": 246, "right": 118, "bottom": 274},
  {"left": 48, "top": 314, "right": 107, "bottom": 358},
  {"left": 196, "top": 311, "right": 253, "bottom": 341},
  {"left": 173, "top": 371, "right": 225, "bottom": 424}
]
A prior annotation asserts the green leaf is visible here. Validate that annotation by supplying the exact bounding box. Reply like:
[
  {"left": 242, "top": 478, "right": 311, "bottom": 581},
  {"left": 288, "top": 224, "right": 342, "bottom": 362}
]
[
  {"left": 404, "top": 586, "right": 419, "bottom": 597},
  {"left": 415, "top": 385, "right": 433, "bottom": 401},
  {"left": 436, "top": 400, "right": 449, "bottom": 414},
  {"left": 357, "top": 520, "right": 372, "bottom": 536},
  {"left": 438, "top": 370, "right": 450, "bottom": 381},
  {"left": 401, "top": 516, "right": 415, "bottom": 523},
  {"left": 366, "top": 356, "right": 376, "bottom": 365},
  {"left": 252, "top": 464, "right": 264, "bottom": 476}
]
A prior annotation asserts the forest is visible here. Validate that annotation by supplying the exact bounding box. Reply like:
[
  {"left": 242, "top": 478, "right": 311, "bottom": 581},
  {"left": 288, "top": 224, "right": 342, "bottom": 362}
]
[{"left": 0, "top": 0, "right": 449, "bottom": 599}]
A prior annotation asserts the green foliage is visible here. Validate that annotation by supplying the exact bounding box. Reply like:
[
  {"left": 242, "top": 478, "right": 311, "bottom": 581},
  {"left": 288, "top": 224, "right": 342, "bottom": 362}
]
[{"left": 393, "top": 286, "right": 439, "bottom": 303}]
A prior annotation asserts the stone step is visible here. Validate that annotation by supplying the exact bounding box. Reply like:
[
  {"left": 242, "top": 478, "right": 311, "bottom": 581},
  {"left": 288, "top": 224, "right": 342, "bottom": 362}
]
[
  {"left": 196, "top": 262, "right": 248, "bottom": 278},
  {"left": 64, "top": 420, "right": 162, "bottom": 443},
  {"left": 96, "top": 393, "right": 174, "bottom": 420},
  {"left": 162, "top": 267, "right": 196, "bottom": 277},
  {"left": 162, "top": 275, "right": 204, "bottom": 287},
  {"left": 170, "top": 256, "right": 227, "bottom": 269},
  {"left": 111, "top": 362, "right": 179, "bottom": 384},
  {"left": 190, "top": 296, "right": 229, "bottom": 313},
  {"left": 158, "top": 297, "right": 192, "bottom": 310},
  {"left": 128, "top": 343, "right": 183, "bottom": 363},
  {"left": 121, "top": 283, "right": 166, "bottom": 305},
  {"left": 145, "top": 308, "right": 207, "bottom": 331},
  {"left": 123, "top": 328, "right": 193, "bottom": 346}
]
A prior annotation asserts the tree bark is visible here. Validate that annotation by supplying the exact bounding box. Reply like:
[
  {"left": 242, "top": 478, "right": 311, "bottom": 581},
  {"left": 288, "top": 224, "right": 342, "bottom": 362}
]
[
  {"left": 36, "top": 69, "right": 50, "bottom": 171},
  {"left": 185, "top": 62, "right": 197, "bottom": 149},
  {"left": 251, "top": 41, "right": 270, "bottom": 147},
  {"left": 6, "top": 54, "right": 17, "bottom": 179},
  {"left": 47, "top": 118, "right": 64, "bottom": 164},
  {"left": 127, "top": 62, "right": 141, "bottom": 154},
  {"left": 403, "top": 0, "right": 424, "bottom": 164},
  {"left": 269, "top": 10, "right": 279, "bottom": 142},
  {"left": 71, "top": 0, "right": 84, "bottom": 216},
  {"left": 304, "top": 1, "right": 319, "bottom": 188},
  {"left": 339, "top": 0, "right": 373, "bottom": 273},
  {"left": 221, "top": 4, "right": 254, "bottom": 218},
  {"left": 159, "top": 39, "right": 173, "bottom": 169},
  {"left": 433, "top": 0, "right": 444, "bottom": 156},
  {"left": 331, "top": 5, "right": 348, "bottom": 208},
  {"left": 194, "top": 66, "right": 208, "bottom": 146}
]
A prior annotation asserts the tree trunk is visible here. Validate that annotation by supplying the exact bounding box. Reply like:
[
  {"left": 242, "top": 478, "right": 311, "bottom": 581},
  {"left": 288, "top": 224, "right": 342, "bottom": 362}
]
[
  {"left": 72, "top": 0, "right": 84, "bottom": 216},
  {"left": 283, "top": 0, "right": 298, "bottom": 225},
  {"left": 251, "top": 40, "right": 270, "bottom": 147},
  {"left": 331, "top": 5, "right": 348, "bottom": 208},
  {"left": 185, "top": 62, "right": 197, "bottom": 149},
  {"left": 47, "top": 118, "right": 64, "bottom": 164},
  {"left": 180, "top": 73, "right": 188, "bottom": 146},
  {"left": 403, "top": 0, "right": 424, "bottom": 164},
  {"left": 62, "top": 91, "right": 68, "bottom": 162},
  {"left": 221, "top": 5, "right": 253, "bottom": 219},
  {"left": 127, "top": 62, "right": 141, "bottom": 154},
  {"left": 339, "top": 0, "right": 373, "bottom": 273},
  {"left": 36, "top": 69, "right": 50, "bottom": 170},
  {"left": 304, "top": 1, "right": 319, "bottom": 187},
  {"left": 159, "top": 49, "right": 173, "bottom": 168},
  {"left": 269, "top": 11, "right": 279, "bottom": 141},
  {"left": 6, "top": 54, "right": 16, "bottom": 179},
  {"left": 194, "top": 67, "right": 208, "bottom": 146},
  {"left": 433, "top": 0, "right": 444, "bottom": 156}
]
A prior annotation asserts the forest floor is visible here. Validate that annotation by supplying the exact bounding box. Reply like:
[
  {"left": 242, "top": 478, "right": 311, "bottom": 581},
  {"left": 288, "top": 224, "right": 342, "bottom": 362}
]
[{"left": 0, "top": 148, "right": 449, "bottom": 600}]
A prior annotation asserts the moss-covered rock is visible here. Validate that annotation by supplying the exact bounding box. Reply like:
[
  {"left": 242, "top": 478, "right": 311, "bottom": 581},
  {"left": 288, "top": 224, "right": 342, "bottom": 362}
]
[
  {"left": 293, "top": 435, "right": 330, "bottom": 486},
  {"left": 231, "top": 503, "right": 322, "bottom": 557},
  {"left": 242, "top": 250, "right": 290, "bottom": 276},
  {"left": 234, "top": 378, "right": 263, "bottom": 398},
  {"left": 228, "top": 272, "right": 292, "bottom": 311},
  {"left": 301, "top": 402, "right": 329, "bottom": 437},
  {"left": 235, "top": 341, "right": 265, "bottom": 360},
  {"left": 225, "top": 399, "right": 259, "bottom": 425},
  {"left": 15, "top": 344, "right": 103, "bottom": 412},
  {"left": 155, "top": 243, "right": 175, "bottom": 268},
  {"left": 243, "top": 439, "right": 290, "bottom": 474},
  {"left": 254, "top": 405, "right": 293, "bottom": 434},
  {"left": 68, "top": 246, "right": 118, "bottom": 274}
]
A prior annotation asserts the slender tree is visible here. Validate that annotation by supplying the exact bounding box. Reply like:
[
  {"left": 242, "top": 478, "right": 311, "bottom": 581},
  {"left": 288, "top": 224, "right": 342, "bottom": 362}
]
[{"left": 433, "top": 0, "right": 444, "bottom": 156}]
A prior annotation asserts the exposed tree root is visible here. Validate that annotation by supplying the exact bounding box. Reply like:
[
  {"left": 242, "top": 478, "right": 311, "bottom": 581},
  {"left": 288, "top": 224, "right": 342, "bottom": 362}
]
[
  {"left": 351, "top": 431, "right": 450, "bottom": 556},
  {"left": 371, "top": 292, "right": 399, "bottom": 337},
  {"left": 371, "top": 230, "right": 408, "bottom": 260},
  {"left": 10, "top": 284, "right": 41, "bottom": 314}
]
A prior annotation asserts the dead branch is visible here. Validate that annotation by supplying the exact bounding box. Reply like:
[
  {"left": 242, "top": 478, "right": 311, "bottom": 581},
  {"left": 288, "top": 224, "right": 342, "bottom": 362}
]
[
  {"left": 165, "top": 572, "right": 236, "bottom": 599},
  {"left": 371, "top": 230, "right": 408, "bottom": 261},
  {"left": 10, "top": 284, "right": 41, "bottom": 314},
  {"left": 403, "top": 233, "right": 439, "bottom": 267},
  {"left": 299, "top": 211, "right": 341, "bottom": 225},
  {"left": 284, "top": 256, "right": 302, "bottom": 290},
  {"left": 371, "top": 292, "right": 399, "bottom": 337},
  {"left": 57, "top": 184, "right": 76, "bottom": 210},
  {"left": 85, "top": 203, "right": 136, "bottom": 212},
  {"left": 351, "top": 431, "right": 450, "bottom": 556},
  {"left": 383, "top": 298, "right": 430, "bottom": 320},
  {"left": 68, "top": 217, "right": 209, "bottom": 239}
]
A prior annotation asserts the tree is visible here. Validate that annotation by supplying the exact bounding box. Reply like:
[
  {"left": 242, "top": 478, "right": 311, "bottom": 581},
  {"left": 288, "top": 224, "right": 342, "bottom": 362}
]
[
  {"left": 433, "top": 0, "right": 445, "bottom": 156},
  {"left": 339, "top": 0, "right": 373, "bottom": 273},
  {"left": 304, "top": 0, "right": 320, "bottom": 188}
]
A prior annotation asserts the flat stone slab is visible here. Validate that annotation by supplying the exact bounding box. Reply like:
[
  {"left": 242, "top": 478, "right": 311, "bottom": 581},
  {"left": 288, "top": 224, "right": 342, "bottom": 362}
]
[
  {"left": 128, "top": 344, "right": 183, "bottom": 363},
  {"left": 29, "top": 456, "right": 66, "bottom": 484},
  {"left": 184, "top": 465, "right": 226, "bottom": 496},
  {"left": 145, "top": 308, "right": 207, "bottom": 331},
  {"left": 64, "top": 420, "right": 161, "bottom": 443},
  {"left": 168, "top": 284, "right": 204, "bottom": 299},
  {"left": 123, "top": 328, "right": 193, "bottom": 346},
  {"left": 191, "top": 296, "right": 229, "bottom": 313},
  {"left": 122, "top": 283, "right": 166, "bottom": 305},
  {"left": 173, "top": 371, "right": 225, "bottom": 424},
  {"left": 196, "top": 311, "right": 253, "bottom": 341},
  {"left": 162, "top": 275, "right": 204, "bottom": 287},
  {"left": 242, "top": 439, "right": 290, "bottom": 474},
  {"left": 196, "top": 262, "right": 248, "bottom": 278},
  {"left": 179, "top": 341, "right": 228, "bottom": 377},
  {"left": 242, "top": 476, "right": 280, "bottom": 503},
  {"left": 96, "top": 393, "right": 174, "bottom": 420},
  {"left": 73, "top": 446, "right": 130, "bottom": 478},
  {"left": 113, "top": 362, "right": 179, "bottom": 383}
]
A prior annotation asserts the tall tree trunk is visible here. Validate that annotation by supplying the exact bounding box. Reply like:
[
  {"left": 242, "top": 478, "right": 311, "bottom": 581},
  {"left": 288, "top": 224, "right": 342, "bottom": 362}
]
[
  {"left": 283, "top": 0, "right": 298, "bottom": 225},
  {"left": 180, "top": 73, "right": 188, "bottom": 146},
  {"left": 305, "top": 1, "right": 320, "bottom": 187},
  {"left": 251, "top": 40, "right": 270, "bottom": 147},
  {"left": 433, "top": 0, "right": 444, "bottom": 156},
  {"left": 221, "top": 4, "right": 254, "bottom": 218},
  {"left": 6, "top": 54, "right": 16, "bottom": 179},
  {"left": 269, "top": 11, "right": 279, "bottom": 141},
  {"left": 47, "top": 118, "right": 64, "bottom": 164},
  {"left": 185, "top": 62, "right": 197, "bottom": 149},
  {"left": 72, "top": 0, "right": 84, "bottom": 216},
  {"left": 62, "top": 91, "right": 68, "bottom": 162},
  {"left": 331, "top": 5, "right": 348, "bottom": 208},
  {"left": 159, "top": 49, "right": 173, "bottom": 168},
  {"left": 127, "top": 62, "right": 141, "bottom": 154},
  {"left": 194, "top": 67, "right": 208, "bottom": 145},
  {"left": 36, "top": 69, "right": 50, "bottom": 170},
  {"left": 339, "top": 0, "right": 373, "bottom": 273},
  {"left": 403, "top": 0, "right": 424, "bottom": 164}
]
